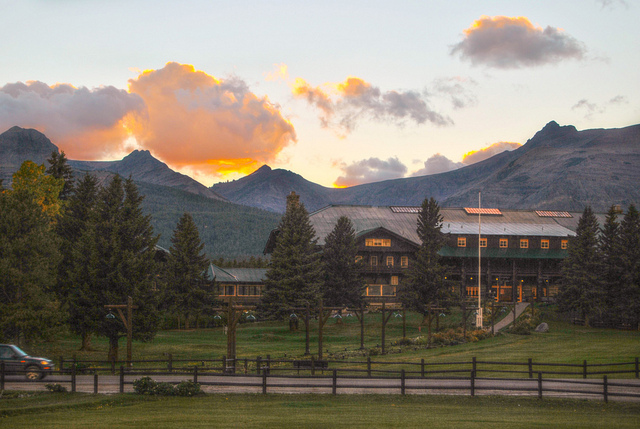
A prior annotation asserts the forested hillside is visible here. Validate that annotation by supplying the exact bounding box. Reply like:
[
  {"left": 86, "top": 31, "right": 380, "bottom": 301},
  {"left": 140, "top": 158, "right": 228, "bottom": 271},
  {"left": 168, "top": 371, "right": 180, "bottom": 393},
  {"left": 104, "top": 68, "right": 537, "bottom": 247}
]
[{"left": 137, "top": 182, "right": 280, "bottom": 258}]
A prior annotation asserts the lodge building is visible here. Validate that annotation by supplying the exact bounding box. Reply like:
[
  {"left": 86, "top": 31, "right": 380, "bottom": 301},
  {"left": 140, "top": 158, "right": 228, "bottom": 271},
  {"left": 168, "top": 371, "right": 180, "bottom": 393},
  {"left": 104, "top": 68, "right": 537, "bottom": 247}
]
[{"left": 222, "top": 205, "right": 604, "bottom": 305}]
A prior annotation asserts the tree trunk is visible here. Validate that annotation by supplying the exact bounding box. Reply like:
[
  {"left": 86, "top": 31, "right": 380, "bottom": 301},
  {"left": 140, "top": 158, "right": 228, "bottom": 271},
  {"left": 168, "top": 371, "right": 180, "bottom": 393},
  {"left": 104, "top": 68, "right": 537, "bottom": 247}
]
[
  {"left": 108, "top": 336, "right": 119, "bottom": 364},
  {"left": 80, "top": 332, "right": 92, "bottom": 351}
]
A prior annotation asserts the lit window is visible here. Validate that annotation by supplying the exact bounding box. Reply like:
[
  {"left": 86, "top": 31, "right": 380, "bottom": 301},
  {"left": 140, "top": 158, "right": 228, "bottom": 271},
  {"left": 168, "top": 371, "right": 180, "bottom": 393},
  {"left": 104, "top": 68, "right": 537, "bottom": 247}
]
[
  {"left": 561, "top": 240, "right": 568, "bottom": 250},
  {"left": 458, "top": 237, "right": 466, "bottom": 247},
  {"left": 391, "top": 276, "right": 399, "bottom": 285},
  {"left": 520, "top": 239, "right": 529, "bottom": 249},
  {"left": 355, "top": 255, "right": 363, "bottom": 263},
  {"left": 541, "top": 239, "right": 549, "bottom": 249},
  {"left": 370, "top": 256, "right": 378, "bottom": 267},
  {"left": 400, "top": 256, "right": 408, "bottom": 268},
  {"left": 386, "top": 256, "right": 394, "bottom": 267},
  {"left": 499, "top": 239, "right": 508, "bottom": 248},
  {"left": 479, "top": 238, "right": 487, "bottom": 248},
  {"left": 365, "top": 238, "right": 391, "bottom": 247}
]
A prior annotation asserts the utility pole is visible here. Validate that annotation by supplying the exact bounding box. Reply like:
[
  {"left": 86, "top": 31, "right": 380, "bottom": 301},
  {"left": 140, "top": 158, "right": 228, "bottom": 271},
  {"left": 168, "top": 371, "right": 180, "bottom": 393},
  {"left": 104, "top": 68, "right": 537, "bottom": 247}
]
[{"left": 104, "top": 296, "right": 138, "bottom": 368}]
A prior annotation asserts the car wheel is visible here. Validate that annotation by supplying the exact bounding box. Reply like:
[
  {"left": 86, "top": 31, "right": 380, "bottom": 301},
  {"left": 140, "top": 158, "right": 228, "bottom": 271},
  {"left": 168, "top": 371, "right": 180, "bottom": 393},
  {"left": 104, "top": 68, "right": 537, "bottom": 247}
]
[{"left": 25, "top": 365, "right": 42, "bottom": 381}]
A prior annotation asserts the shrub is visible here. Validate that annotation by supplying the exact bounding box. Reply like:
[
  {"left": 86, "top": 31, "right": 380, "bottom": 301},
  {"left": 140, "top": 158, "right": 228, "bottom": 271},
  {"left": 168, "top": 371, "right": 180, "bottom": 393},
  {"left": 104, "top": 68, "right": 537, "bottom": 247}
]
[
  {"left": 45, "top": 383, "right": 67, "bottom": 393},
  {"left": 133, "top": 376, "right": 158, "bottom": 395},
  {"left": 174, "top": 380, "right": 203, "bottom": 397},
  {"left": 155, "top": 382, "right": 176, "bottom": 396}
]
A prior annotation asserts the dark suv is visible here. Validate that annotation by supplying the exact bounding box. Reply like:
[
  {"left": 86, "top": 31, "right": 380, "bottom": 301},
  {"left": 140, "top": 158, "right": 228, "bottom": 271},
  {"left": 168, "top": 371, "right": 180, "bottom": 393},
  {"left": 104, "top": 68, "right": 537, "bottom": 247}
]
[{"left": 0, "top": 344, "right": 55, "bottom": 380}]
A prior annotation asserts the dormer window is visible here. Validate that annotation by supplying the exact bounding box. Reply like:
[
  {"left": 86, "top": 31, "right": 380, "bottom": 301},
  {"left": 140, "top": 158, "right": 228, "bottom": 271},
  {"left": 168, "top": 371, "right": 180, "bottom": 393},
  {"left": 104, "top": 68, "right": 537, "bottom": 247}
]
[{"left": 365, "top": 238, "right": 391, "bottom": 247}]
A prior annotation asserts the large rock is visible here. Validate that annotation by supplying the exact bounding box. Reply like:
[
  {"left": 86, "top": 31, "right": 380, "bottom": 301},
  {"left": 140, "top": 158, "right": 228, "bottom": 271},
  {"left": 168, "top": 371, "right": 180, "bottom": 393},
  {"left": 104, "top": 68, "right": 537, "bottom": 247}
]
[{"left": 535, "top": 322, "right": 549, "bottom": 333}]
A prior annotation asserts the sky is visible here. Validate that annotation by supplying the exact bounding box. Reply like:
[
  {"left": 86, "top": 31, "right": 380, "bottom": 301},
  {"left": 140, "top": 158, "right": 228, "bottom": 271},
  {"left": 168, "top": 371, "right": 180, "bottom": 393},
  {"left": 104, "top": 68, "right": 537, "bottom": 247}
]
[{"left": 0, "top": 0, "right": 638, "bottom": 188}]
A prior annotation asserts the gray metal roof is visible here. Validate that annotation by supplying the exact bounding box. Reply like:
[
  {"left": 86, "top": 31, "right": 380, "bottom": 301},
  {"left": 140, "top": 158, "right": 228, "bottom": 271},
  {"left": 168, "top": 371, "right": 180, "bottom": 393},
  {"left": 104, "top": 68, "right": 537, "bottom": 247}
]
[
  {"left": 208, "top": 264, "right": 266, "bottom": 284},
  {"left": 309, "top": 205, "right": 579, "bottom": 245}
]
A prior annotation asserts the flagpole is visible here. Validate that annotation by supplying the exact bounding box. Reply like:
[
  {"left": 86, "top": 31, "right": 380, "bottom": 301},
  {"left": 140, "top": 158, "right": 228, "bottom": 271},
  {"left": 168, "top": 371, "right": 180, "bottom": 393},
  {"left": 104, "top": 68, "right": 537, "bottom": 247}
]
[{"left": 477, "top": 191, "right": 483, "bottom": 328}]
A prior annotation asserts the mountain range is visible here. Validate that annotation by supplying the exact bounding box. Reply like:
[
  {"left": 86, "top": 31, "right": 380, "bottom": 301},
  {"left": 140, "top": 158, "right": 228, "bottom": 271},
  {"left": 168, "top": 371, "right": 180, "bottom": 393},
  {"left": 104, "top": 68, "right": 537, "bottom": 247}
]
[
  {"left": 212, "top": 121, "right": 640, "bottom": 213},
  {"left": 2, "top": 121, "right": 639, "bottom": 256}
]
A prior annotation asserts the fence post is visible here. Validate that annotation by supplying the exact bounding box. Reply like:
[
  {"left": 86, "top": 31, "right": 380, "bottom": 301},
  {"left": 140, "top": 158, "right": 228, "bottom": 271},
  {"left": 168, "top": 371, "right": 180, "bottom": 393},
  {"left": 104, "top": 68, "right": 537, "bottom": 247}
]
[
  {"left": 528, "top": 358, "right": 533, "bottom": 379},
  {"left": 538, "top": 372, "right": 543, "bottom": 399},
  {"left": 583, "top": 360, "right": 588, "bottom": 379},
  {"left": 119, "top": 365, "right": 124, "bottom": 393},
  {"left": 94, "top": 372, "right": 98, "bottom": 395},
  {"left": 266, "top": 355, "right": 271, "bottom": 375},
  {"left": 244, "top": 358, "right": 248, "bottom": 375},
  {"left": 421, "top": 359, "right": 425, "bottom": 378},
  {"left": 262, "top": 369, "right": 267, "bottom": 394},
  {"left": 111, "top": 359, "right": 115, "bottom": 375},
  {"left": 332, "top": 369, "right": 337, "bottom": 395},
  {"left": 194, "top": 365, "right": 198, "bottom": 383},
  {"left": 470, "top": 370, "right": 475, "bottom": 396},
  {"left": 256, "top": 356, "right": 261, "bottom": 375},
  {"left": 401, "top": 369, "right": 405, "bottom": 395},
  {"left": 603, "top": 375, "right": 608, "bottom": 403},
  {"left": 71, "top": 363, "right": 77, "bottom": 393},
  {"left": 59, "top": 356, "right": 64, "bottom": 372},
  {"left": 168, "top": 353, "right": 173, "bottom": 373},
  {"left": 311, "top": 355, "right": 315, "bottom": 376},
  {"left": 222, "top": 355, "right": 227, "bottom": 373},
  {"left": 472, "top": 357, "right": 477, "bottom": 376},
  {"left": 635, "top": 357, "right": 639, "bottom": 379},
  {"left": 1, "top": 362, "right": 5, "bottom": 391},
  {"left": 367, "top": 357, "right": 371, "bottom": 377}
]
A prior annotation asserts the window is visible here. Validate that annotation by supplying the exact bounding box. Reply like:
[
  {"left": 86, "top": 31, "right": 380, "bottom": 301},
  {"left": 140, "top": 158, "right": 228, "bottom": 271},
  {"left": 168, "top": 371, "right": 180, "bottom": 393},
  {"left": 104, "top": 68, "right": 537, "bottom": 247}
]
[
  {"left": 370, "top": 256, "right": 378, "bottom": 267},
  {"left": 499, "top": 238, "right": 508, "bottom": 248},
  {"left": 520, "top": 239, "right": 529, "bottom": 249},
  {"left": 479, "top": 238, "right": 487, "bottom": 248},
  {"left": 367, "top": 285, "right": 381, "bottom": 296},
  {"left": 382, "top": 285, "right": 396, "bottom": 296},
  {"left": 458, "top": 237, "right": 466, "bottom": 247},
  {"left": 391, "top": 276, "right": 399, "bottom": 285},
  {"left": 221, "top": 285, "right": 235, "bottom": 296},
  {"left": 365, "top": 238, "right": 391, "bottom": 247},
  {"left": 561, "top": 240, "right": 568, "bottom": 250},
  {"left": 400, "top": 256, "right": 408, "bottom": 268},
  {"left": 386, "top": 256, "right": 394, "bottom": 267},
  {"left": 541, "top": 239, "right": 549, "bottom": 249}
]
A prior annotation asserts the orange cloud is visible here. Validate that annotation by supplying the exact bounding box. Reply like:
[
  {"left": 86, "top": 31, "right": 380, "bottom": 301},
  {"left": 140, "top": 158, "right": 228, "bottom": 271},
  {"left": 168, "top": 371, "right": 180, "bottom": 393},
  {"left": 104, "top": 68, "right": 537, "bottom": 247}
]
[
  {"left": 0, "top": 81, "right": 145, "bottom": 159},
  {"left": 451, "top": 16, "right": 586, "bottom": 68},
  {"left": 265, "top": 63, "right": 289, "bottom": 81},
  {"left": 462, "top": 141, "right": 521, "bottom": 165},
  {"left": 128, "top": 62, "right": 296, "bottom": 179},
  {"left": 292, "top": 76, "right": 450, "bottom": 133}
]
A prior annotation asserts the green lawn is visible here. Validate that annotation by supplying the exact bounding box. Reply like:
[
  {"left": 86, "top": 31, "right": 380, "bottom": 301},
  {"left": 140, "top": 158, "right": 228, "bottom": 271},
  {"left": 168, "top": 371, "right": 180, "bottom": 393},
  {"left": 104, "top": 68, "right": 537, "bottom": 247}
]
[{"left": 1, "top": 392, "right": 639, "bottom": 428}]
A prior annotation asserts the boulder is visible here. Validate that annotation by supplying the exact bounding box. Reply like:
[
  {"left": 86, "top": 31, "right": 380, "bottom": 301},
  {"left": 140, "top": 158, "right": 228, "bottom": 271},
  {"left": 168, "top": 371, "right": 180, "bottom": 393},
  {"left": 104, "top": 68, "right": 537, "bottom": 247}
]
[{"left": 535, "top": 322, "right": 549, "bottom": 333}]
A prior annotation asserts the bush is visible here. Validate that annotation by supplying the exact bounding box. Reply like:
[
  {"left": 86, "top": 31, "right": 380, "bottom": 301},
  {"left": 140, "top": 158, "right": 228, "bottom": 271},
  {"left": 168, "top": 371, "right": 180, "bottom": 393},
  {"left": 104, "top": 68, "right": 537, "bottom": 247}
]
[
  {"left": 133, "top": 376, "right": 158, "bottom": 395},
  {"left": 155, "top": 382, "right": 176, "bottom": 396},
  {"left": 174, "top": 380, "right": 203, "bottom": 397},
  {"left": 45, "top": 383, "right": 67, "bottom": 393}
]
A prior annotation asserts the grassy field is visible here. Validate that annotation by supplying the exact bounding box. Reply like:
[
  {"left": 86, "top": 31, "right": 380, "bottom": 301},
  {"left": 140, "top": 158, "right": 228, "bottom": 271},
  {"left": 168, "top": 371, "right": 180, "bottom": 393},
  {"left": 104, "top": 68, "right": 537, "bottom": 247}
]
[{"left": 1, "top": 392, "right": 639, "bottom": 428}]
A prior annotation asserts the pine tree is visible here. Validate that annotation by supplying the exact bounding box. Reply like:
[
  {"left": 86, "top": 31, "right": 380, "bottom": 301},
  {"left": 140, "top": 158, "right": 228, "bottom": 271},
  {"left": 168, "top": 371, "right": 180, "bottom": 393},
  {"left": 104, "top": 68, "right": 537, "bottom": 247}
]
[
  {"left": 558, "top": 206, "right": 605, "bottom": 326},
  {"left": 164, "top": 212, "right": 211, "bottom": 329},
  {"left": 46, "top": 150, "right": 75, "bottom": 201},
  {"left": 260, "top": 192, "right": 322, "bottom": 319},
  {"left": 0, "top": 164, "right": 63, "bottom": 343},
  {"left": 400, "top": 197, "right": 449, "bottom": 319},
  {"left": 599, "top": 205, "right": 623, "bottom": 324},
  {"left": 322, "top": 216, "right": 365, "bottom": 307},
  {"left": 80, "top": 175, "right": 160, "bottom": 362},
  {"left": 618, "top": 205, "right": 640, "bottom": 327}
]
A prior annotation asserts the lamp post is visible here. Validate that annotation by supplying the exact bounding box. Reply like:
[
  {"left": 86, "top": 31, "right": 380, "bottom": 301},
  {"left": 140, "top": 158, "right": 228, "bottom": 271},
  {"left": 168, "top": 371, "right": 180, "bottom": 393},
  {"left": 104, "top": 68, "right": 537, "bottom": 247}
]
[{"left": 104, "top": 296, "right": 138, "bottom": 368}]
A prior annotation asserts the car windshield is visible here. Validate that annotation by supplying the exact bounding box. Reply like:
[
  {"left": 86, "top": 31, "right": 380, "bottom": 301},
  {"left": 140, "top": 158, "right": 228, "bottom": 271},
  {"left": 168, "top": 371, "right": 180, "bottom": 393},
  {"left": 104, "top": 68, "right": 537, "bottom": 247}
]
[{"left": 10, "top": 346, "right": 28, "bottom": 357}]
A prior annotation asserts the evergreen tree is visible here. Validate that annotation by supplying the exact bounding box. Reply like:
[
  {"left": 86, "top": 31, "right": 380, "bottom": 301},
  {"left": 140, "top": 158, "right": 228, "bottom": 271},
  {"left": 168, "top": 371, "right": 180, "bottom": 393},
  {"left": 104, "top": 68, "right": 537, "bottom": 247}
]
[
  {"left": 75, "top": 175, "right": 160, "bottom": 362},
  {"left": 46, "top": 150, "right": 75, "bottom": 200},
  {"left": 59, "top": 174, "right": 100, "bottom": 349},
  {"left": 0, "top": 163, "right": 63, "bottom": 343},
  {"left": 164, "top": 212, "right": 212, "bottom": 329},
  {"left": 600, "top": 205, "right": 623, "bottom": 324},
  {"left": 558, "top": 206, "right": 605, "bottom": 326},
  {"left": 618, "top": 205, "right": 640, "bottom": 327},
  {"left": 400, "top": 197, "right": 449, "bottom": 319},
  {"left": 322, "top": 216, "right": 365, "bottom": 307},
  {"left": 260, "top": 192, "right": 322, "bottom": 319}
]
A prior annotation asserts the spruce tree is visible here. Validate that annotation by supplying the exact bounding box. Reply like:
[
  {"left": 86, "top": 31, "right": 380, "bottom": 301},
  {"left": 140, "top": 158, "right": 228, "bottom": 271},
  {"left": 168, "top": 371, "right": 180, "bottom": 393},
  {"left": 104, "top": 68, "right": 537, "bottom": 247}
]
[
  {"left": 260, "top": 192, "right": 322, "bottom": 319},
  {"left": 164, "top": 212, "right": 211, "bottom": 329},
  {"left": 46, "top": 150, "right": 75, "bottom": 201},
  {"left": 322, "top": 216, "right": 365, "bottom": 307},
  {"left": 618, "top": 205, "right": 640, "bottom": 327},
  {"left": 400, "top": 197, "right": 448, "bottom": 319},
  {"left": 600, "top": 205, "right": 623, "bottom": 324},
  {"left": 558, "top": 206, "right": 605, "bottom": 326}
]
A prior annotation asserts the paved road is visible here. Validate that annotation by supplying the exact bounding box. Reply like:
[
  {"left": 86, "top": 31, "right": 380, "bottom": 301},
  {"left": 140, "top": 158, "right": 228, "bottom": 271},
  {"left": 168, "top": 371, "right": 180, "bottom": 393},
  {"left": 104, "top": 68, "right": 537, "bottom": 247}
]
[{"left": 3, "top": 373, "right": 639, "bottom": 402}]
